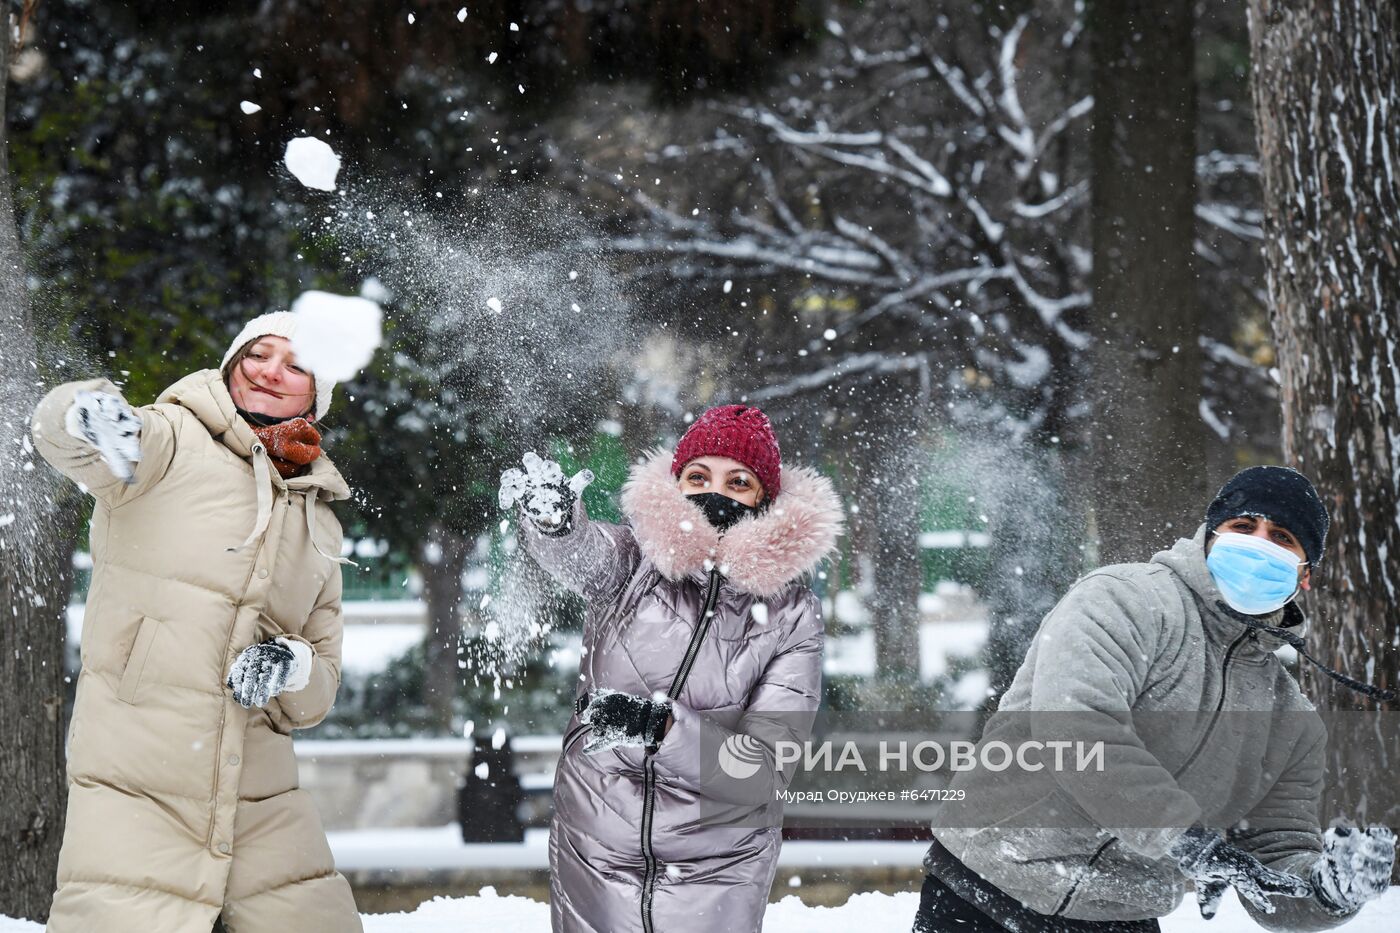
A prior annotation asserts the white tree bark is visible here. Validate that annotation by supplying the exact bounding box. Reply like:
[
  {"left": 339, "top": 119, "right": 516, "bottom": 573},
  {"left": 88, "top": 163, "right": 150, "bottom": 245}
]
[{"left": 1248, "top": 0, "right": 1400, "bottom": 722}]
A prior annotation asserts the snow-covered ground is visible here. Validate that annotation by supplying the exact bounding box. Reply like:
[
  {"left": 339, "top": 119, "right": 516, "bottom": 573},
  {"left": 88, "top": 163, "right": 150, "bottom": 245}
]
[
  {"left": 363, "top": 887, "right": 1400, "bottom": 932},
  {"left": 4, "top": 887, "right": 1396, "bottom": 931},
  {"left": 328, "top": 826, "right": 929, "bottom": 872}
]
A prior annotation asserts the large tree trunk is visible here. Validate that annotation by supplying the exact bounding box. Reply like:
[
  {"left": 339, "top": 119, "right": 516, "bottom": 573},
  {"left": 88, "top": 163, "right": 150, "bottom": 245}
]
[
  {"left": 0, "top": 24, "right": 71, "bottom": 921},
  {"left": 1247, "top": 0, "right": 1399, "bottom": 725},
  {"left": 0, "top": 513, "right": 78, "bottom": 922},
  {"left": 1089, "top": 0, "right": 1207, "bottom": 563},
  {"left": 421, "top": 522, "right": 471, "bottom": 732}
]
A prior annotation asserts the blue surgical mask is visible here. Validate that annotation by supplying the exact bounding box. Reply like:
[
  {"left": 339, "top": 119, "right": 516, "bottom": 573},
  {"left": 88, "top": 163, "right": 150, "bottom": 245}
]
[{"left": 1206, "top": 531, "right": 1305, "bottom": 616}]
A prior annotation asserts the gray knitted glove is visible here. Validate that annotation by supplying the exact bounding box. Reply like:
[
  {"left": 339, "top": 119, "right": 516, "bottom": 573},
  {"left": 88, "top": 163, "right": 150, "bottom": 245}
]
[
  {"left": 499, "top": 452, "right": 594, "bottom": 534},
  {"left": 1311, "top": 825, "right": 1396, "bottom": 915}
]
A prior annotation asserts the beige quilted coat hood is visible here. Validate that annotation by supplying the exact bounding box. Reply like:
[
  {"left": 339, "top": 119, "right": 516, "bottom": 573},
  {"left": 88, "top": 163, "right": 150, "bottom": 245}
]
[{"left": 31, "top": 369, "right": 361, "bottom": 933}]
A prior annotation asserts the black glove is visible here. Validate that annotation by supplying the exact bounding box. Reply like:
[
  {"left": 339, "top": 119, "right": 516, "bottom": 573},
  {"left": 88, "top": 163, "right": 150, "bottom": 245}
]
[
  {"left": 1170, "top": 825, "right": 1312, "bottom": 919},
  {"left": 579, "top": 689, "right": 672, "bottom": 754},
  {"left": 226, "top": 640, "right": 298, "bottom": 709},
  {"left": 498, "top": 452, "right": 594, "bottom": 535}
]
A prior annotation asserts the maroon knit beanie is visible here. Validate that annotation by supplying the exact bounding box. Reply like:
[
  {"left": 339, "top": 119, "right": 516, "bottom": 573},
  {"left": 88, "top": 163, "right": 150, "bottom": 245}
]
[{"left": 672, "top": 404, "right": 783, "bottom": 500}]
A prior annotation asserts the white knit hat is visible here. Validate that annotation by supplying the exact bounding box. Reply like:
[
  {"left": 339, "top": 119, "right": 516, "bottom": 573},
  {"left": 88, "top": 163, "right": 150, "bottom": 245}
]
[{"left": 219, "top": 311, "right": 334, "bottom": 420}]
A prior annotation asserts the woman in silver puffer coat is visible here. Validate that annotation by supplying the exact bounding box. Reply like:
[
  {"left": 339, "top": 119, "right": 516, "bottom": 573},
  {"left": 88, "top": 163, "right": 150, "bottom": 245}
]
[{"left": 500, "top": 405, "right": 843, "bottom": 933}]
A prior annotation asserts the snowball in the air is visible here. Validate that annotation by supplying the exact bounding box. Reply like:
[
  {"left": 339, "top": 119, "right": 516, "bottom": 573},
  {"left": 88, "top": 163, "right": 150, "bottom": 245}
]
[
  {"left": 360, "top": 276, "right": 392, "bottom": 304},
  {"left": 289, "top": 290, "right": 383, "bottom": 381},
  {"left": 240, "top": 101, "right": 262, "bottom": 115},
  {"left": 486, "top": 297, "right": 503, "bottom": 313},
  {"left": 283, "top": 137, "right": 341, "bottom": 192}
]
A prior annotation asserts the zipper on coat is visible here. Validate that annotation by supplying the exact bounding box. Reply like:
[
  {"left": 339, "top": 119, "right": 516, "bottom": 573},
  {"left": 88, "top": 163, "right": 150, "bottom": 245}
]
[
  {"left": 641, "top": 566, "right": 722, "bottom": 933},
  {"left": 1172, "top": 628, "right": 1250, "bottom": 780},
  {"left": 640, "top": 754, "right": 660, "bottom": 933},
  {"left": 563, "top": 722, "right": 590, "bottom": 754},
  {"left": 1053, "top": 837, "right": 1115, "bottom": 916},
  {"left": 667, "top": 568, "right": 723, "bottom": 697}
]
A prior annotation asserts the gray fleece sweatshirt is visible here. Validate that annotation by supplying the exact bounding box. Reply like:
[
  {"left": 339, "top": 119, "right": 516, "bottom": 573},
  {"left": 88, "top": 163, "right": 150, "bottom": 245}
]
[{"left": 931, "top": 525, "right": 1356, "bottom": 930}]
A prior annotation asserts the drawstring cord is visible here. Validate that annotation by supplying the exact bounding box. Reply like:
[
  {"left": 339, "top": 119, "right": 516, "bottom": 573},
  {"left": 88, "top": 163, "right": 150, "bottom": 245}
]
[
  {"left": 305, "top": 487, "right": 357, "bottom": 567},
  {"left": 228, "top": 442, "right": 274, "bottom": 552},
  {"left": 1218, "top": 601, "right": 1396, "bottom": 703},
  {"left": 227, "top": 443, "right": 357, "bottom": 568}
]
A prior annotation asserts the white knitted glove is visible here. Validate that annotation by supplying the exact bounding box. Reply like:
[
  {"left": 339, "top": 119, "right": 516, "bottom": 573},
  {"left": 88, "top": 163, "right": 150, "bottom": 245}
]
[
  {"left": 64, "top": 389, "right": 142, "bottom": 483},
  {"left": 226, "top": 638, "right": 312, "bottom": 708}
]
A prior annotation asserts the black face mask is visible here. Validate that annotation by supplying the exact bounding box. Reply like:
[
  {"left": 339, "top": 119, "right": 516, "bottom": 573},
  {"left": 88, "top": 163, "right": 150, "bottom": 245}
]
[{"left": 687, "top": 492, "right": 757, "bottom": 531}]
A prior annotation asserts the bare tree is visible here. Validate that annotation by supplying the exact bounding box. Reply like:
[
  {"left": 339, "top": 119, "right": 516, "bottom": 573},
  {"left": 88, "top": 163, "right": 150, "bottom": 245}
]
[
  {"left": 0, "top": 11, "right": 70, "bottom": 920},
  {"left": 563, "top": 0, "right": 1276, "bottom": 697},
  {"left": 592, "top": 2, "right": 1095, "bottom": 693},
  {"left": 1247, "top": 0, "right": 1399, "bottom": 733}
]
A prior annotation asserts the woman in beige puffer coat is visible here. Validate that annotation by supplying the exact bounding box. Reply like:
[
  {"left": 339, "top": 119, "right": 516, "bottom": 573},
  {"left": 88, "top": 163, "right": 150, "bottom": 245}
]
[{"left": 30, "top": 312, "right": 362, "bottom": 933}]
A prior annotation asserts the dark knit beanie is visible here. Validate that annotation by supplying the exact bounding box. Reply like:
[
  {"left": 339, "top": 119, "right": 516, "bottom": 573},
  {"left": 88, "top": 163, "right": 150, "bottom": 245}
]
[
  {"left": 672, "top": 405, "right": 782, "bottom": 500},
  {"left": 1205, "top": 466, "right": 1329, "bottom": 565}
]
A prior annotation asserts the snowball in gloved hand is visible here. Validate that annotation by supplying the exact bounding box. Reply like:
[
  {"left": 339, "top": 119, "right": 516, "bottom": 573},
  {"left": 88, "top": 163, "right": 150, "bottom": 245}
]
[
  {"left": 226, "top": 640, "right": 305, "bottom": 709},
  {"left": 498, "top": 451, "right": 594, "bottom": 532},
  {"left": 498, "top": 466, "right": 529, "bottom": 510},
  {"left": 579, "top": 688, "right": 671, "bottom": 754},
  {"left": 64, "top": 389, "right": 142, "bottom": 484},
  {"left": 1312, "top": 824, "right": 1396, "bottom": 914}
]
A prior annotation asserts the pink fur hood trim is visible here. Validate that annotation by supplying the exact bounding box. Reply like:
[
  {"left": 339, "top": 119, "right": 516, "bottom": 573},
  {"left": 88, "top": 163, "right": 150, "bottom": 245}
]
[{"left": 619, "top": 449, "right": 844, "bottom": 598}]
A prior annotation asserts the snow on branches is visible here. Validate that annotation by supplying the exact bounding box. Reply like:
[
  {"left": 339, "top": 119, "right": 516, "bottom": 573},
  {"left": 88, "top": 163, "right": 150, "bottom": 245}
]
[
  {"left": 597, "top": 5, "right": 1095, "bottom": 439},
  {"left": 586, "top": 0, "right": 1272, "bottom": 444}
]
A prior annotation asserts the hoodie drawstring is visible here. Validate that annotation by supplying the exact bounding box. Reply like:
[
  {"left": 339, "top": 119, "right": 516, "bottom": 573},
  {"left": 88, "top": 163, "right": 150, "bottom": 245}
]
[
  {"left": 228, "top": 443, "right": 274, "bottom": 553},
  {"left": 1219, "top": 601, "right": 1396, "bottom": 702},
  {"left": 227, "top": 444, "right": 357, "bottom": 568},
  {"left": 305, "top": 487, "right": 356, "bottom": 567}
]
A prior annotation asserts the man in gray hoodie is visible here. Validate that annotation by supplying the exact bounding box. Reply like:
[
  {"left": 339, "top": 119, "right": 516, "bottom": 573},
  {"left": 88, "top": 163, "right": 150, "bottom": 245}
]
[{"left": 916, "top": 466, "right": 1396, "bottom": 932}]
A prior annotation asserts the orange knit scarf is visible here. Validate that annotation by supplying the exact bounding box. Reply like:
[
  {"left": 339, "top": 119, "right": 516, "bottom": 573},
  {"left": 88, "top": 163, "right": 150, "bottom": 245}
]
[{"left": 250, "top": 418, "right": 323, "bottom": 478}]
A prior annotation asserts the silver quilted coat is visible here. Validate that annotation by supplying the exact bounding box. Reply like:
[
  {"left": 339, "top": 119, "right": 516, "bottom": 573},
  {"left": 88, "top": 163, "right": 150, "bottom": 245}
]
[{"left": 521, "top": 450, "right": 843, "bottom": 933}]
